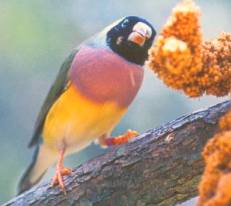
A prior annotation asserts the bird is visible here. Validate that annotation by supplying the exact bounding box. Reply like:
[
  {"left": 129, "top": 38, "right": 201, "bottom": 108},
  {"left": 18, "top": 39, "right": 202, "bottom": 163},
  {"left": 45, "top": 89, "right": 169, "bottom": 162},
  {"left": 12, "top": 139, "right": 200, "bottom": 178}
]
[{"left": 18, "top": 16, "right": 156, "bottom": 194}]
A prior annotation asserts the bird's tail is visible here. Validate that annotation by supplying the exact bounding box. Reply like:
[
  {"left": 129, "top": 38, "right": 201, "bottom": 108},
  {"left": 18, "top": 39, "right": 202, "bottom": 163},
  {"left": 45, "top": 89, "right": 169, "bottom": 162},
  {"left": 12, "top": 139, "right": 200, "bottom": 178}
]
[{"left": 18, "top": 144, "right": 56, "bottom": 194}]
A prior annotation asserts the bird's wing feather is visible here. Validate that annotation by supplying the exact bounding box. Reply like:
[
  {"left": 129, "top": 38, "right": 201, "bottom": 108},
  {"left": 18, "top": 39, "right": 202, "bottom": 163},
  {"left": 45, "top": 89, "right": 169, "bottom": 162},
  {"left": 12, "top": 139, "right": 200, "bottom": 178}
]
[{"left": 28, "top": 49, "right": 78, "bottom": 147}]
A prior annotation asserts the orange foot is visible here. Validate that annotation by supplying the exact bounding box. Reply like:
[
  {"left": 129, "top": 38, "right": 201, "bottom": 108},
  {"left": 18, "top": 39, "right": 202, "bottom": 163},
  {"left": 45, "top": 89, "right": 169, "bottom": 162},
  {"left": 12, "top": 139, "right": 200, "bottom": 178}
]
[
  {"left": 51, "top": 149, "right": 72, "bottom": 194},
  {"left": 105, "top": 129, "right": 139, "bottom": 146},
  {"left": 51, "top": 167, "right": 72, "bottom": 194}
]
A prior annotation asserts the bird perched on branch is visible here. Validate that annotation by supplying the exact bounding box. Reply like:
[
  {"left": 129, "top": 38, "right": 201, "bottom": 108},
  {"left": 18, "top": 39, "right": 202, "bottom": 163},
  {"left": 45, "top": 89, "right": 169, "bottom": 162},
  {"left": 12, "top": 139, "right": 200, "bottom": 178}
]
[{"left": 18, "top": 16, "right": 156, "bottom": 194}]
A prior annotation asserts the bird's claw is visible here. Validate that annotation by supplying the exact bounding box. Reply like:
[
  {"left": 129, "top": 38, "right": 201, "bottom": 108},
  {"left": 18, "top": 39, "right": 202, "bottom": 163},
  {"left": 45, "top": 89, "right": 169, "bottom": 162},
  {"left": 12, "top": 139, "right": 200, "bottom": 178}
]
[
  {"left": 106, "top": 129, "right": 139, "bottom": 146},
  {"left": 51, "top": 167, "right": 72, "bottom": 194}
]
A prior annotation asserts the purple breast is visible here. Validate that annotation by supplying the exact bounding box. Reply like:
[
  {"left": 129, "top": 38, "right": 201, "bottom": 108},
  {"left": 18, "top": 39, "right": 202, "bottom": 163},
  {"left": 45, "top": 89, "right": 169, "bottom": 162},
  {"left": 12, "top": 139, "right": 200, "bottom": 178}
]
[{"left": 69, "top": 46, "right": 144, "bottom": 108}]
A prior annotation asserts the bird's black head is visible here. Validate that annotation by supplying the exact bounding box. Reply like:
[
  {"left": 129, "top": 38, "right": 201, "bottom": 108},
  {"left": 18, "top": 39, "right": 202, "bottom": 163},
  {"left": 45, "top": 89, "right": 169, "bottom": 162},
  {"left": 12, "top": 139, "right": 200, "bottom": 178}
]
[{"left": 106, "top": 16, "right": 156, "bottom": 66}]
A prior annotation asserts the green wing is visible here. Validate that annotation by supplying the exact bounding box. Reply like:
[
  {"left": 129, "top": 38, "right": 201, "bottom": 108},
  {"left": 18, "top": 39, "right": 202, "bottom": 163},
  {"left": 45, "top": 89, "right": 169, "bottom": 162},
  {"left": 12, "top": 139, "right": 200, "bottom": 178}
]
[{"left": 28, "top": 49, "right": 78, "bottom": 147}]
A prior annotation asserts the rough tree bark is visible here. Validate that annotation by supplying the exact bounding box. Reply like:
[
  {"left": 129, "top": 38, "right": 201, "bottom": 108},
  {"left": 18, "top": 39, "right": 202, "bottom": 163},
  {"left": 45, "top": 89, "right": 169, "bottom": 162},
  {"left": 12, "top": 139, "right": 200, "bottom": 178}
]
[{"left": 4, "top": 101, "right": 231, "bottom": 206}]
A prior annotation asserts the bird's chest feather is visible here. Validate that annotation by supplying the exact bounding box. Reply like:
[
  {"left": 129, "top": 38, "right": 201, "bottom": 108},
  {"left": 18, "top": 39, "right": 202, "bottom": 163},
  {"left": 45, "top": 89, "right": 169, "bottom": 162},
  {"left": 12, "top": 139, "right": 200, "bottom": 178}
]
[
  {"left": 43, "top": 46, "right": 143, "bottom": 150},
  {"left": 70, "top": 46, "right": 144, "bottom": 107},
  {"left": 43, "top": 85, "right": 126, "bottom": 150}
]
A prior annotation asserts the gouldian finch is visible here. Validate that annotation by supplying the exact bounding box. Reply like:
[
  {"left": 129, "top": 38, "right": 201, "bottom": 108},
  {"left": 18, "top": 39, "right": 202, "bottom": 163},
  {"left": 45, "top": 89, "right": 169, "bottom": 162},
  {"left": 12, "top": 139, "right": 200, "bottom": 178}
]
[{"left": 18, "top": 16, "right": 156, "bottom": 194}]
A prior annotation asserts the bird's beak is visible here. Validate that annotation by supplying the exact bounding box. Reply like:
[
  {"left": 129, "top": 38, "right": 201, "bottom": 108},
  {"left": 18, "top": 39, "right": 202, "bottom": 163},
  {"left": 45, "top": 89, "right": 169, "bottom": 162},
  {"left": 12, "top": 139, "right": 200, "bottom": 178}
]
[{"left": 128, "top": 22, "right": 152, "bottom": 46}]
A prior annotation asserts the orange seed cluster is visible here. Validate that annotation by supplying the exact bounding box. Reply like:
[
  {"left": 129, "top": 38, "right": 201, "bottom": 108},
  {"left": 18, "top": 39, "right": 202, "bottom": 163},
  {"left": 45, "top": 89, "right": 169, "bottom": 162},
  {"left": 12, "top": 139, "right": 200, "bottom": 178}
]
[
  {"left": 197, "top": 127, "right": 231, "bottom": 205},
  {"left": 201, "top": 33, "right": 231, "bottom": 96},
  {"left": 148, "top": 0, "right": 231, "bottom": 97},
  {"left": 219, "top": 110, "right": 231, "bottom": 131},
  {"left": 148, "top": 0, "right": 203, "bottom": 97}
]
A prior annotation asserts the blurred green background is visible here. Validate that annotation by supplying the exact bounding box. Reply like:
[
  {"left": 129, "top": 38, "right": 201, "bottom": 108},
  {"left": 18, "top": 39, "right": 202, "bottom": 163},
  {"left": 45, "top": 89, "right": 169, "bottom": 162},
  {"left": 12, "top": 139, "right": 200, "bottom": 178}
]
[{"left": 0, "top": 0, "right": 230, "bottom": 204}]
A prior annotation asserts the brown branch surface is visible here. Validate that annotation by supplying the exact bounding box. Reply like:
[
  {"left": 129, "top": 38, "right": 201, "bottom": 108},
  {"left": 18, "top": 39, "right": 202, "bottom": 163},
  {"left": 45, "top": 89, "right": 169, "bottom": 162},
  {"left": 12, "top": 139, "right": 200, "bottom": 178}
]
[{"left": 4, "top": 101, "right": 231, "bottom": 206}]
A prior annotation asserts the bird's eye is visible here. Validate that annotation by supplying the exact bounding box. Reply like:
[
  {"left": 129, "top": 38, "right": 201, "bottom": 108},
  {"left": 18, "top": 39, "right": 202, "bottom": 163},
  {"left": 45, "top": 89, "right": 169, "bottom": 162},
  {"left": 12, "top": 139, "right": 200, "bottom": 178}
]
[{"left": 121, "top": 19, "right": 129, "bottom": 28}]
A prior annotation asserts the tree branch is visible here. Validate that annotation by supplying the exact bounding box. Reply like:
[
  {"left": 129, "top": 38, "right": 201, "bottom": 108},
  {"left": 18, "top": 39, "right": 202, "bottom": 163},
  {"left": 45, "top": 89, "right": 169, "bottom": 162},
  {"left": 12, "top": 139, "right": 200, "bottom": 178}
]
[{"left": 4, "top": 101, "right": 231, "bottom": 206}]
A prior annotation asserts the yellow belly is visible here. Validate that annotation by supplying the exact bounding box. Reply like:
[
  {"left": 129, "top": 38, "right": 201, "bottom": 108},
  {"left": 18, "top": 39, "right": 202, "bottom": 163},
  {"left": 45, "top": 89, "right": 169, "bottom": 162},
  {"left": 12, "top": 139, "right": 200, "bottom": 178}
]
[{"left": 42, "top": 84, "right": 126, "bottom": 152}]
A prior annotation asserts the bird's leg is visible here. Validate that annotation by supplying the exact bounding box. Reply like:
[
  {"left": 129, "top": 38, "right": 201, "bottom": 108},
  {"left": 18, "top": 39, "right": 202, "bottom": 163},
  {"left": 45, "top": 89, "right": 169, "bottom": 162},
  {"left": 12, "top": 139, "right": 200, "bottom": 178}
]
[
  {"left": 51, "top": 148, "right": 72, "bottom": 194},
  {"left": 99, "top": 130, "right": 139, "bottom": 147}
]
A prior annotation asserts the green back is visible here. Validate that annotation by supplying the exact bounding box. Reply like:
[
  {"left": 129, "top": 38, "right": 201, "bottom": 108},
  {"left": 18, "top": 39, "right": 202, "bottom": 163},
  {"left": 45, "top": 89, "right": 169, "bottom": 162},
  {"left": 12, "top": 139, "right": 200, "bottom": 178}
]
[{"left": 28, "top": 49, "right": 78, "bottom": 147}]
